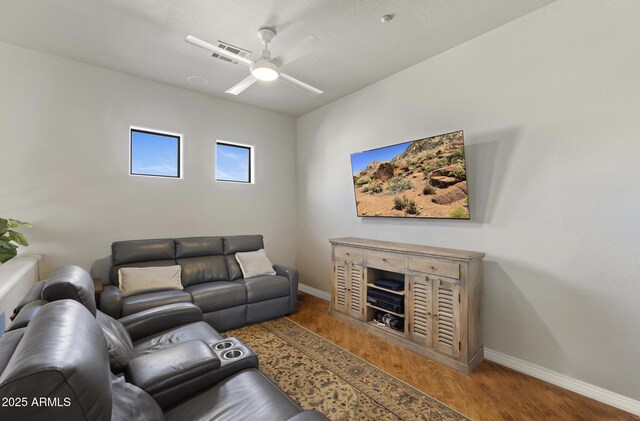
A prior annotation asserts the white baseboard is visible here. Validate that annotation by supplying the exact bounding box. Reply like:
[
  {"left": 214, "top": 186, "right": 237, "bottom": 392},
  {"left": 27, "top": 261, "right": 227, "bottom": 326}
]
[
  {"left": 484, "top": 348, "right": 640, "bottom": 416},
  {"left": 298, "top": 283, "right": 331, "bottom": 301}
]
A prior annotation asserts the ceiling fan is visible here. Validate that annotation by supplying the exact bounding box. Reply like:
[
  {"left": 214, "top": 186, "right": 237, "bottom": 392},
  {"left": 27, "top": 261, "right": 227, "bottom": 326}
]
[{"left": 185, "top": 28, "right": 323, "bottom": 97}]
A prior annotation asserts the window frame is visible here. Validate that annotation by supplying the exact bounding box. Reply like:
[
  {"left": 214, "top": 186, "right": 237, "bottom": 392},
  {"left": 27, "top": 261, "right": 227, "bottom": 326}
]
[
  {"left": 215, "top": 140, "right": 254, "bottom": 184},
  {"left": 129, "top": 127, "right": 183, "bottom": 179}
]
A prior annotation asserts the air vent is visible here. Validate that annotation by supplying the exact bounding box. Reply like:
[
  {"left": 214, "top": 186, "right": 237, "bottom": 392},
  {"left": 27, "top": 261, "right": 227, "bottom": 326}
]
[{"left": 212, "top": 41, "right": 251, "bottom": 65}]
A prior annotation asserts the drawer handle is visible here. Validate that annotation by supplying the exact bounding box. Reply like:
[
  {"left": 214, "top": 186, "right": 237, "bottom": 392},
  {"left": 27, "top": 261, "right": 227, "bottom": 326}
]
[
  {"left": 431, "top": 266, "right": 436, "bottom": 271},
  {"left": 382, "top": 258, "right": 388, "bottom": 262},
  {"left": 346, "top": 252, "right": 351, "bottom": 256}
]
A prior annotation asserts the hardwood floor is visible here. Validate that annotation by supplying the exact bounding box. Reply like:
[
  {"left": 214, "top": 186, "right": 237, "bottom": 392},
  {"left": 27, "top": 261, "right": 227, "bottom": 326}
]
[{"left": 288, "top": 292, "right": 637, "bottom": 421}]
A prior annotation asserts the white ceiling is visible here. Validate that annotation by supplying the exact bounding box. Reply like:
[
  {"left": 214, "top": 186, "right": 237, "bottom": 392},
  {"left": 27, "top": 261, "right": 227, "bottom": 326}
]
[{"left": 0, "top": 0, "right": 555, "bottom": 116}]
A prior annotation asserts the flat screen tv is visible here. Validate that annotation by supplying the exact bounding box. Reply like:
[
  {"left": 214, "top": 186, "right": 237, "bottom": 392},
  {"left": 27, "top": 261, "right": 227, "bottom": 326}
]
[{"left": 350, "top": 130, "right": 469, "bottom": 219}]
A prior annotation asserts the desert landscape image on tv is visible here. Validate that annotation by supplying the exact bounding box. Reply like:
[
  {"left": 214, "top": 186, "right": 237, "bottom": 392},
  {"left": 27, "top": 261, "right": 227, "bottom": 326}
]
[{"left": 350, "top": 130, "right": 469, "bottom": 219}]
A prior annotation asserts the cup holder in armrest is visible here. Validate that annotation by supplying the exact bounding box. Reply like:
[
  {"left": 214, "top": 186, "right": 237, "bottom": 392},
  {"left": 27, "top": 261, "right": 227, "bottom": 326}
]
[
  {"left": 222, "top": 349, "right": 244, "bottom": 359},
  {"left": 214, "top": 341, "right": 234, "bottom": 350}
]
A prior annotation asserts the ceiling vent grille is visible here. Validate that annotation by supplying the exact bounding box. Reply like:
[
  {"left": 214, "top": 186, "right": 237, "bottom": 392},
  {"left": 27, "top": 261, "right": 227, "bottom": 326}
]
[{"left": 212, "top": 41, "right": 251, "bottom": 65}]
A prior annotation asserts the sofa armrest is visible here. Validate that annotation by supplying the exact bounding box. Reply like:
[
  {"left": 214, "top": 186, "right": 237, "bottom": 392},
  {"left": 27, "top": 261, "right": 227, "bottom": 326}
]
[
  {"left": 100, "top": 285, "right": 122, "bottom": 319},
  {"left": 6, "top": 300, "right": 47, "bottom": 332},
  {"left": 119, "top": 303, "right": 203, "bottom": 341},
  {"left": 124, "top": 339, "right": 221, "bottom": 409},
  {"left": 10, "top": 280, "right": 46, "bottom": 321},
  {"left": 287, "top": 410, "right": 331, "bottom": 421},
  {"left": 274, "top": 264, "right": 299, "bottom": 313}
]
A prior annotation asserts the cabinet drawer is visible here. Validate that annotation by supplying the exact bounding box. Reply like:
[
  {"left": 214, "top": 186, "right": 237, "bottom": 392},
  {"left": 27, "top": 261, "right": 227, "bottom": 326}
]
[
  {"left": 366, "top": 251, "right": 405, "bottom": 272},
  {"left": 408, "top": 257, "right": 460, "bottom": 279},
  {"left": 334, "top": 246, "right": 364, "bottom": 263}
]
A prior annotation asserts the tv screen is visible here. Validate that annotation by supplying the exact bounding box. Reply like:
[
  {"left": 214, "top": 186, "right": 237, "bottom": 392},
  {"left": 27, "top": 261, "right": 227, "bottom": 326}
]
[{"left": 350, "top": 130, "right": 469, "bottom": 219}]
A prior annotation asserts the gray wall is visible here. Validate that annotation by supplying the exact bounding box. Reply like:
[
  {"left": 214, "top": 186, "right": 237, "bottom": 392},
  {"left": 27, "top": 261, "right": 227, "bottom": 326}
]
[
  {"left": 296, "top": 0, "right": 640, "bottom": 399},
  {"left": 0, "top": 42, "right": 297, "bottom": 276}
]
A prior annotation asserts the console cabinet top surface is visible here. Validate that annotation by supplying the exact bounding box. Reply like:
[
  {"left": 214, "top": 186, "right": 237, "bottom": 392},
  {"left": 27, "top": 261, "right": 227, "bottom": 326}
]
[{"left": 329, "top": 237, "right": 485, "bottom": 261}]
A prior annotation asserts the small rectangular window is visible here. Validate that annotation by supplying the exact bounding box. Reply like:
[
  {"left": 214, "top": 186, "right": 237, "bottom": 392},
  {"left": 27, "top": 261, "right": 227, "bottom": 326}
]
[
  {"left": 130, "top": 128, "right": 181, "bottom": 178},
  {"left": 216, "top": 141, "right": 253, "bottom": 183}
]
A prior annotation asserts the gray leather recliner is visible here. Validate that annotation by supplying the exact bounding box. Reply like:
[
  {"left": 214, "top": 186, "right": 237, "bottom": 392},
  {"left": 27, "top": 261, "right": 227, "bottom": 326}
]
[
  {"left": 0, "top": 299, "right": 330, "bottom": 421},
  {"left": 8, "top": 265, "right": 227, "bottom": 374}
]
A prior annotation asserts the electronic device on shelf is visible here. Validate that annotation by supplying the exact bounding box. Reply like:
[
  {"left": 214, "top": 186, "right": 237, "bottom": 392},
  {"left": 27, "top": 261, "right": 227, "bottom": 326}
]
[
  {"left": 367, "top": 289, "right": 404, "bottom": 313},
  {"left": 372, "top": 279, "right": 404, "bottom": 291},
  {"left": 374, "top": 311, "right": 404, "bottom": 332}
]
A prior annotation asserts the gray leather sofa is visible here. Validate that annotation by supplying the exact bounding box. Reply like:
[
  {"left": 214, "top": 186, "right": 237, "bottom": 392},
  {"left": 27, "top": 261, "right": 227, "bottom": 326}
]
[
  {"left": 100, "top": 235, "right": 297, "bottom": 331},
  {"left": 0, "top": 300, "right": 328, "bottom": 421},
  {"left": 2, "top": 267, "right": 329, "bottom": 421}
]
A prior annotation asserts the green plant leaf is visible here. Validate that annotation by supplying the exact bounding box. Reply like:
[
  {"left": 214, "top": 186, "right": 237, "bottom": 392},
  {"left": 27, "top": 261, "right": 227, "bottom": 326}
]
[
  {"left": 0, "top": 248, "right": 17, "bottom": 264},
  {"left": 0, "top": 218, "right": 8, "bottom": 232},
  {"left": 7, "top": 230, "right": 29, "bottom": 246},
  {"left": 0, "top": 239, "right": 17, "bottom": 250},
  {"left": 7, "top": 219, "right": 32, "bottom": 229}
]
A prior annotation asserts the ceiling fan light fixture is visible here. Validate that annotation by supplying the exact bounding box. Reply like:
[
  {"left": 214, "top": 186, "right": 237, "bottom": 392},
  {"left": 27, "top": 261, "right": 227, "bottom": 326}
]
[{"left": 250, "top": 61, "right": 279, "bottom": 81}]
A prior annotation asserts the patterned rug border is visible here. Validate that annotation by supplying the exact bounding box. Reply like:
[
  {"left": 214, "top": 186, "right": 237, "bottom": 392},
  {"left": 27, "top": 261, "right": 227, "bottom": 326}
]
[{"left": 264, "top": 316, "right": 471, "bottom": 420}]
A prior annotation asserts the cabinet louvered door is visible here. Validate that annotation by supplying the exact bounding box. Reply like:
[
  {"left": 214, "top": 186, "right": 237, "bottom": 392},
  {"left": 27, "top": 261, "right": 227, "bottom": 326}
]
[
  {"left": 434, "top": 277, "right": 460, "bottom": 357},
  {"left": 333, "top": 260, "right": 348, "bottom": 314},
  {"left": 408, "top": 276, "right": 432, "bottom": 345},
  {"left": 348, "top": 264, "right": 365, "bottom": 320}
]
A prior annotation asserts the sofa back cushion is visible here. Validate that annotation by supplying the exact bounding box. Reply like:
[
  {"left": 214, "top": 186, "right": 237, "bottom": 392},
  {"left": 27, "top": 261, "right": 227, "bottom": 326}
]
[
  {"left": 176, "top": 237, "right": 229, "bottom": 286},
  {"left": 0, "top": 300, "right": 112, "bottom": 421},
  {"left": 110, "top": 239, "right": 176, "bottom": 285},
  {"left": 42, "top": 265, "right": 97, "bottom": 316},
  {"left": 223, "top": 235, "right": 265, "bottom": 280}
]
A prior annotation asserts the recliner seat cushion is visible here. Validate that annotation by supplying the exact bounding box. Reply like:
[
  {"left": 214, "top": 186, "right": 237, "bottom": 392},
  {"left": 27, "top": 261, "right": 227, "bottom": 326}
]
[
  {"left": 237, "top": 275, "right": 290, "bottom": 303},
  {"left": 186, "top": 282, "right": 246, "bottom": 313},
  {"left": 132, "top": 321, "right": 223, "bottom": 355},
  {"left": 121, "top": 290, "right": 192, "bottom": 317},
  {"left": 164, "top": 369, "right": 300, "bottom": 421}
]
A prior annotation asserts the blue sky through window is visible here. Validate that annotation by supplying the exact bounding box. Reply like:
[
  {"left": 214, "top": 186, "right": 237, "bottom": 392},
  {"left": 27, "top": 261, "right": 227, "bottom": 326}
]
[
  {"left": 350, "top": 142, "right": 411, "bottom": 175},
  {"left": 131, "top": 130, "right": 179, "bottom": 177},
  {"left": 216, "top": 143, "right": 250, "bottom": 183}
]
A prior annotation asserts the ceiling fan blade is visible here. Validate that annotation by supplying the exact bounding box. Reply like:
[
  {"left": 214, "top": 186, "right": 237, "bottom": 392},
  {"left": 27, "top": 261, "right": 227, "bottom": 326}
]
[
  {"left": 225, "top": 74, "right": 258, "bottom": 95},
  {"left": 185, "top": 35, "right": 253, "bottom": 66},
  {"left": 279, "top": 73, "right": 323, "bottom": 97},
  {"left": 271, "top": 35, "right": 321, "bottom": 67}
]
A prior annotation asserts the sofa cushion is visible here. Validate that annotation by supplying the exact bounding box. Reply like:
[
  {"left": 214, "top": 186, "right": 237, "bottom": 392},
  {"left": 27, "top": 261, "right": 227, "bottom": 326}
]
[
  {"left": 121, "top": 290, "right": 192, "bottom": 317},
  {"left": 223, "top": 235, "right": 265, "bottom": 255},
  {"left": 235, "top": 249, "right": 276, "bottom": 279},
  {"left": 178, "top": 255, "right": 229, "bottom": 286},
  {"left": 110, "top": 238, "right": 177, "bottom": 285},
  {"left": 237, "top": 275, "right": 290, "bottom": 303},
  {"left": 111, "top": 260, "right": 178, "bottom": 285},
  {"left": 132, "top": 321, "right": 223, "bottom": 355},
  {"left": 186, "top": 281, "right": 246, "bottom": 313},
  {"left": 118, "top": 265, "right": 183, "bottom": 297},
  {"left": 164, "top": 369, "right": 301, "bottom": 421},
  {"left": 224, "top": 235, "right": 264, "bottom": 280},
  {"left": 112, "top": 238, "right": 176, "bottom": 266},
  {"left": 42, "top": 265, "right": 97, "bottom": 316},
  {"left": 175, "top": 237, "right": 224, "bottom": 258},
  {"left": 96, "top": 311, "right": 137, "bottom": 374}
]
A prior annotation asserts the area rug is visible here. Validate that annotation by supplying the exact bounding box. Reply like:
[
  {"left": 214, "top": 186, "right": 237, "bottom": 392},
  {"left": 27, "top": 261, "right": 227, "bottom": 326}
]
[{"left": 225, "top": 318, "right": 469, "bottom": 421}]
